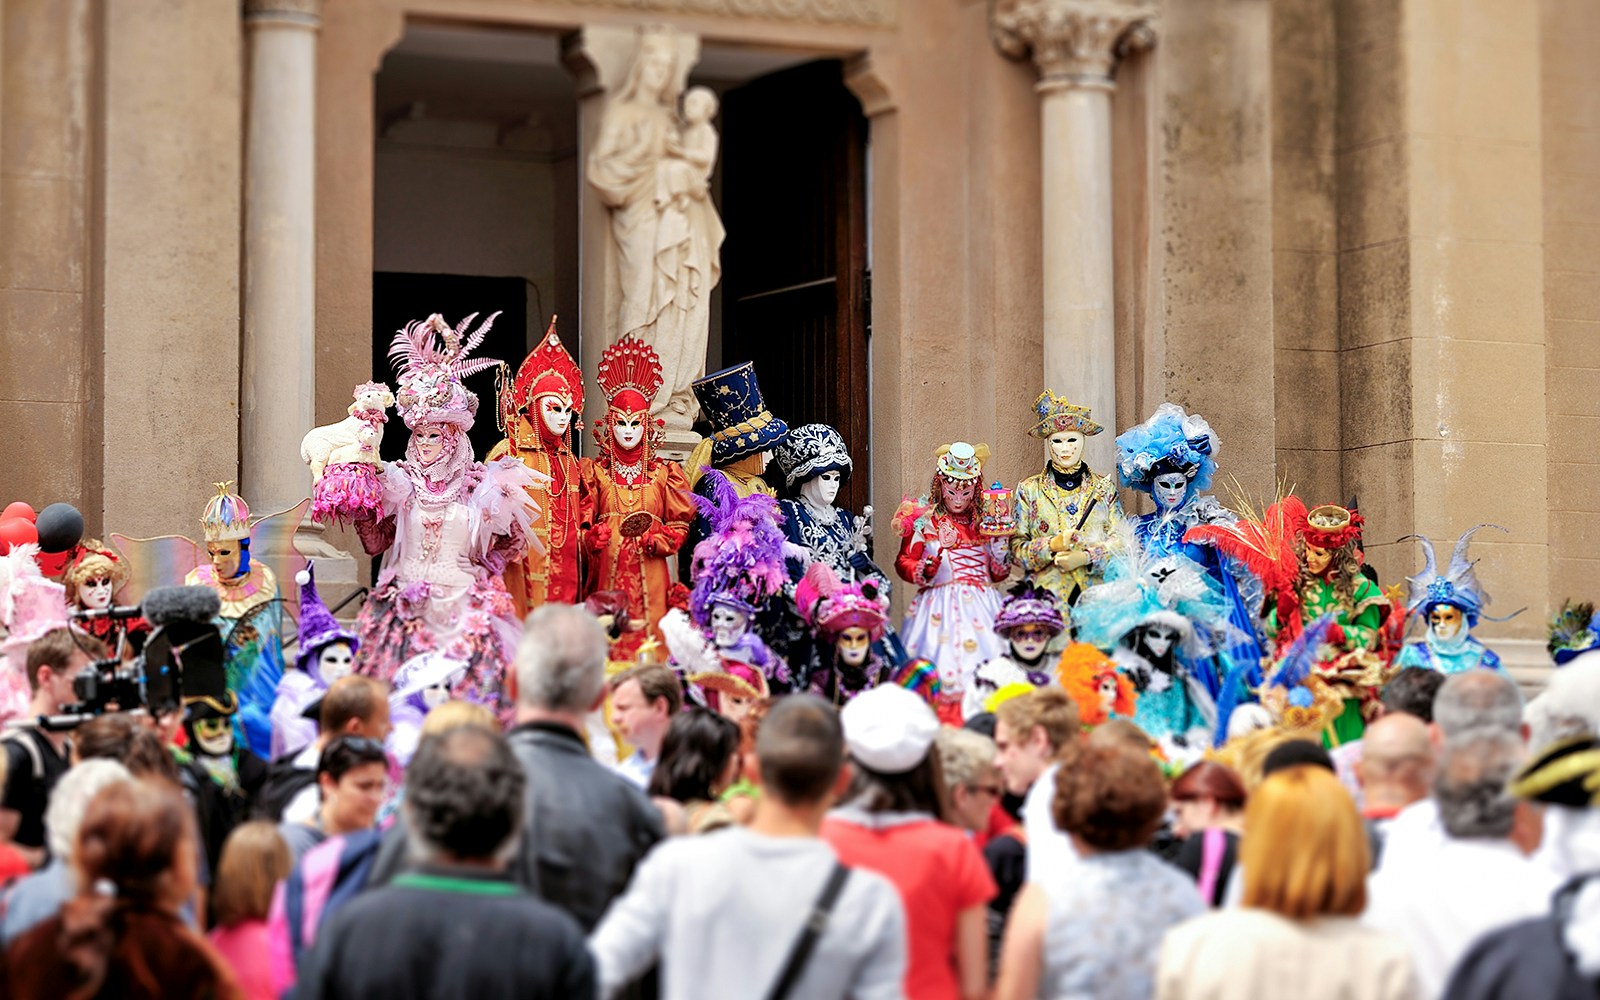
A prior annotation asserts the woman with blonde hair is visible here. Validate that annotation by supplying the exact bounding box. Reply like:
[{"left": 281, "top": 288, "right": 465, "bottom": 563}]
[{"left": 1156, "top": 765, "right": 1416, "bottom": 1000}]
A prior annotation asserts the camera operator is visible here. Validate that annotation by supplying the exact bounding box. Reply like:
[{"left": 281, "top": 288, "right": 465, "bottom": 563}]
[{"left": 0, "top": 628, "right": 108, "bottom": 866}]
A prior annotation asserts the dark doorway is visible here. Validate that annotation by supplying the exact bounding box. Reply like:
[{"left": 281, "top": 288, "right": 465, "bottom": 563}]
[
  {"left": 371, "top": 272, "right": 529, "bottom": 463},
  {"left": 719, "top": 60, "right": 870, "bottom": 514}
]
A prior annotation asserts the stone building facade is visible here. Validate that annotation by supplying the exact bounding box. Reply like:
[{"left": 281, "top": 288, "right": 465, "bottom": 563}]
[{"left": 1, "top": 0, "right": 1594, "bottom": 676}]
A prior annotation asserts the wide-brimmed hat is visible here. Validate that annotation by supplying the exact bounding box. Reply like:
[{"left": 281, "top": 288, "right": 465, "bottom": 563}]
[
  {"left": 1029, "top": 390, "right": 1103, "bottom": 439},
  {"left": 692, "top": 363, "right": 789, "bottom": 466}
]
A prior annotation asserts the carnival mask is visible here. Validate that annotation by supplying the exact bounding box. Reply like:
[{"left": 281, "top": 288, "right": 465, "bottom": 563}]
[
  {"left": 1048, "top": 431, "right": 1085, "bottom": 471},
  {"left": 205, "top": 541, "right": 243, "bottom": 581},
  {"left": 1304, "top": 543, "right": 1332, "bottom": 576},
  {"left": 192, "top": 716, "right": 234, "bottom": 757},
  {"left": 539, "top": 395, "right": 574, "bottom": 438},
  {"left": 836, "top": 626, "right": 871, "bottom": 667},
  {"left": 941, "top": 477, "right": 977, "bottom": 515},
  {"left": 1096, "top": 672, "right": 1119, "bottom": 715},
  {"left": 722, "top": 693, "right": 755, "bottom": 724},
  {"left": 612, "top": 413, "right": 646, "bottom": 452},
  {"left": 77, "top": 576, "right": 114, "bottom": 612},
  {"left": 801, "top": 470, "right": 843, "bottom": 509},
  {"left": 1152, "top": 473, "right": 1191, "bottom": 512},
  {"left": 709, "top": 605, "right": 748, "bottom": 649},
  {"left": 1429, "top": 604, "right": 1464, "bottom": 641},
  {"left": 422, "top": 685, "right": 450, "bottom": 710},
  {"left": 317, "top": 642, "right": 355, "bottom": 685},
  {"left": 414, "top": 425, "right": 447, "bottom": 464},
  {"left": 1008, "top": 624, "right": 1053, "bottom": 663},
  {"left": 1141, "top": 623, "right": 1178, "bottom": 660}
]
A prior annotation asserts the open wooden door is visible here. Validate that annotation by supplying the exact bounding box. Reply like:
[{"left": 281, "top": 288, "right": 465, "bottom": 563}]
[{"left": 718, "top": 60, "right": 871, "bottom": 513}]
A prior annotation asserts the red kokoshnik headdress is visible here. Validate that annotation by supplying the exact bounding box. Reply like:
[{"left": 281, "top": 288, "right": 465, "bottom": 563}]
[
  {"left": 594, "top": 336, "right": 666, "bottom": 456},
  {"left": 499, "top": 316, "right": 582, "bottom": 434}
]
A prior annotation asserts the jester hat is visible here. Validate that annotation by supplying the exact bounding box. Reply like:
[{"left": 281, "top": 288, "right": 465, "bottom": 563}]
[{"left": 294, "top": 562, "right": 359, "bottom": 676}]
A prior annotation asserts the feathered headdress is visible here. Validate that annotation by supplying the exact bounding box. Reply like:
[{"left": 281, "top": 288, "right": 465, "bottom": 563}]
[
  {"left": 1258, "top": 617, "right": 1346, "bottom": 735},
  {"left": 1403, "top": 524, "right": 1520, "bottom": 625},
  {"left": 1072, "top": 524, "right": 1236, "bottom": 659},
  {"left": 1055, "top": 643, "right": 1136, "bottom": 726},
  {"left": 0, "top": 543, "right": 69, "bottom": 671},
  {"left": 687, "top": 469, "right": 798, "bottom": 625},
  {"left": 1186, "top": 491, "right": 1308, "bottom": 639},
  {"left": 1115, "top": 402, "right": 1219, "bottom": 492},
  {"left": 1549, "top": 601, "right": 1600, "bottom": 666},
  {"left": 389, "top": 312, "right": 503, "bottom": 430},
  {"left": 795, "top": 562, "right": 888, "bottom": 641}
]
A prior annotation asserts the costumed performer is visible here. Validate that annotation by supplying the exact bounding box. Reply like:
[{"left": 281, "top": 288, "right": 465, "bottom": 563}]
[
  {"left": 893, "top": 441, "right": 1010, "bottom": 721},
  {"left": 687, "top": 661, "right": 769, "bottom": 725},
  {"left": 185, "top": 483, "right": 285, "bottom": 761},
  {"left": 63, "top": 539, "right": 149, "bottom": 655},
  {"left": 269, "top": 562, "right": 358, "bottom": 759},
  {"left": 490, "top": 317, "right": 584, "bottom": 614},
  {"left": 580, "top": 335, "right": 694, "bottom": 653},
  {"left": 1010, "top": 391, "right": 1123, "bottom": 608},
  {"left": 1071, "top": 540, "right": 1233, "bottom": 756},
  {"left": 0, "top": 545, "right": 70, "bottom": 721},
  {"left": 770, "top": 423, "right": 903, "bottom": 688},
  {"left": 678, "top": 362, "right": 790, "bottom": 583},
  {"left": 963, "top": 583, "right": 1064, "bottom": 720},
  {"left": 175, "top": 623, "right": 265, "bottom": 874},
  {"left": 353, "top": 312, "right": 543, "bottom": 709},
  {"left": 1115, "top": 402, "right": 1265, "bottom": 689},
  {"left": 1054, "top": 642, "right": 1136, "bottom": 729},
  {"left": 1395, "top": 525, "right": 1518, "bottom": 674},
  {"left": 387, "top": 652, "right": 469, "bottom": 767},
  {"left": 659, "top": 468, "right": 797, "bottom": 692},
  {"left": 1548, "top": 601, "right": 1600, "bottom": 667},
  {"left": 795, "top": 562, "right": 894, "bottom": 707}
]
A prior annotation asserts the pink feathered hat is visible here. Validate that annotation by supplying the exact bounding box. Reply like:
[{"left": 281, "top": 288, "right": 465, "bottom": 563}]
[
  {"left": 0, "top": 544, "right": 70, "bottom": 673},
  {"left": 388, "top": 313, "right": 504, "bottom": 431},
  {"left": 795, "top": 562, "right": 889, "bottom": 642}
]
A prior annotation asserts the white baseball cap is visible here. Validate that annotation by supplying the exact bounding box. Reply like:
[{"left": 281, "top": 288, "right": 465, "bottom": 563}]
[{"left": 840, "top": 685, "right": 940, "bottom": 774}]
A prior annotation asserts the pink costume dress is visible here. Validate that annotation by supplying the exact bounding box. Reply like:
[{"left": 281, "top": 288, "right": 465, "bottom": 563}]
[{"left": 355, "top": 457, "right": 539, "bottom": 708}]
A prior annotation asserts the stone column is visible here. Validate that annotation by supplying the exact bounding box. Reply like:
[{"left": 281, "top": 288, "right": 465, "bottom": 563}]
[
  {"left": 241, "top": 0, "right": 318, "bottom": 514},
  {"left": 993, "top": 0, "right": 1155, "bottom": 468}
]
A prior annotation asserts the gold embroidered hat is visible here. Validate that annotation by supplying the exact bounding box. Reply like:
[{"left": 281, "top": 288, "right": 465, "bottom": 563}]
[{"left": 1029, "top": 389, "right": 1103, "bottom": 439}]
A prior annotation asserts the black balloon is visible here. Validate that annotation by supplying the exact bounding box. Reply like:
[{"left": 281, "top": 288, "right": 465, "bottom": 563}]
[{"left": 35, "top": 502, "right": 84, "bottom": 553}]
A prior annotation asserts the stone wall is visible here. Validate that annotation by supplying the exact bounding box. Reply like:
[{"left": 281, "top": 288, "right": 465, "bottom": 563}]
[{"left": 1541, "top": 0, "right": 1600, "bottom": 610}]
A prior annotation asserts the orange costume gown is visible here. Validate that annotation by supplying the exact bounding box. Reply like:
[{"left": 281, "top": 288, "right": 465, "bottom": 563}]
[{"left": 490, "top": 320, "right": 584, "bottom": 614}]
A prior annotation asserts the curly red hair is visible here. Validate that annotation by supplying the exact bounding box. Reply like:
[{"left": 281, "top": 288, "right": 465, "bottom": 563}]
[{"left": 1054, "top": 643, "right": 1136, "bottom": 726}]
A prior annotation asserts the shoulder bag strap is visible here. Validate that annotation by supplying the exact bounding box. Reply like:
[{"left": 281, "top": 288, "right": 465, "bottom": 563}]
[
  {"left": 1196, "top": 827, "right": 1227, "bottom": 904},
  {"left": 766, "top": 861, "right": 852, "bottom": 1000}
]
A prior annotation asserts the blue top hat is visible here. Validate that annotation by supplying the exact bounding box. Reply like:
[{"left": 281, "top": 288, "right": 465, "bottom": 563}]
[{"left": 692, "top": 363, "right": 790, "bottom": 465}]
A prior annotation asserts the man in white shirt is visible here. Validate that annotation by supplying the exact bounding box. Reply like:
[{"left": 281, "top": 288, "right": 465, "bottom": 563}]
[
  {"left": 991, "top": 688, "right": 1081, "bottom": 881},
  {"left": 590, "top": 694, "right": 906, "bottom": 1000},
  {"left": 1365, "top": 727, "right": 1558, "bottom": 998},
  {"left": 607, "top": 664, "right": 679, "bottom": 790}
]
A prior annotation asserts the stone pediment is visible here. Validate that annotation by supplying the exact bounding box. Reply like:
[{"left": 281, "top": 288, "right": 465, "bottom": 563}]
[{"left": 565, "top": 0, "right": 893, "bottom": 27}]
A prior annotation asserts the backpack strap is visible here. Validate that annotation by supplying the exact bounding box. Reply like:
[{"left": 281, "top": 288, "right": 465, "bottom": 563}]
[
  {"left": 2, "top": 730, "right": 45, "bottom": 782},
  {"left": 765, "top": 862, "right": 851, "bottom": 1000}
]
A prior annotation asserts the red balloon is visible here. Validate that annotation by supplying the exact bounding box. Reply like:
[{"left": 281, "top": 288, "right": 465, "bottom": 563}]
[
  {"left": 34, "top": 548, "right": 71, "bottom": 579},
  {"left": 1, "top": 503, "right": 35, "bottom": 523},
  {"left": 0, "top": 518, "right": 38, "bottom": 555}
]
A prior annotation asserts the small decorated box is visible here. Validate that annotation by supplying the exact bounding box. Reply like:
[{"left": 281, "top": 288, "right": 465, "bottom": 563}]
[{"left": 978, "top": 481, "right": 1015, "bottom": 537}]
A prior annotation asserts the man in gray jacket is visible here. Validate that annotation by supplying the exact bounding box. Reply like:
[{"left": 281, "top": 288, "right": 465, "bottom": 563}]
[{"left": 504, "top": 603, "right": 666, "bottom": 931}]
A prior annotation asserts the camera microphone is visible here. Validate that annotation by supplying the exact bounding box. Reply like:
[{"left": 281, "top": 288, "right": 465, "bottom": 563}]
[
  {"left": 70, "top": 605, "right": 143, "bottom": 622},
  {"left": 141, "top": 586, "right": 221, "bottom": 626}
]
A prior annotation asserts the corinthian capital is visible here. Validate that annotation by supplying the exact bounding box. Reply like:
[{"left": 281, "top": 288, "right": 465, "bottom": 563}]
[{"left": 992, "top": 0, "right": 1157, "bottom": 86}]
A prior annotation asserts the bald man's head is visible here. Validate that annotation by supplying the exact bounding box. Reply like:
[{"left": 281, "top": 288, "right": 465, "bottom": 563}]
[{"left": 1358, "top": 713, "right": 1435, "bottom": 811}]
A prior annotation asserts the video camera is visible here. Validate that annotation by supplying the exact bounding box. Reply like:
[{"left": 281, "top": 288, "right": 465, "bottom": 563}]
[{"left": 45, "top": 586, "right": 226, "bottom": 728}]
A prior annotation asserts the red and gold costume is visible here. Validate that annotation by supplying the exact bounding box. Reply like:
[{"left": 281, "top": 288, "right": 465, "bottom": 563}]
[
  {"left": 491, "top": 319, "right": 584, "bottom": 614},
  {"left": 581, "top": 337, "right": 694, "bottom": 654}
]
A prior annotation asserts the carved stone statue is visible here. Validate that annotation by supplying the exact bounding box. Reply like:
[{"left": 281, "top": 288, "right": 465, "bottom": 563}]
[{"left": 587, "top": 31, "right": 725, "bottom": 432}]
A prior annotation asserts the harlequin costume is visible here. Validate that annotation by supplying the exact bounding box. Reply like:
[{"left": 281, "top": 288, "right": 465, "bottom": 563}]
[
  {"left": 62, "top": 539, "right": 149, "bottom": 651},
  {"left": 579, "top": 336, "right": 694, "bottom": 651},
  {"left": 795, "top": 562, "right": 893, "bottom": 707},
  {"left": 1010, "top": 391, "right": 1124, "bottom": 607},
  {"left": 963, "top": 583, "right": 1064, "bottom": 720},
  {"left": 894, "top": 442, "right": 1010, "bottom": 718},
  {"left": 770, "top": 423, "right": 903, "bottom": 689},
  {"left": 490, "top": 317, "right": 584, "bottom": 613},
  {"left": 679, "top": 363, "right": 789, "bottom": 584},
  {"left": 1116, "top": 403, "right": 1265, "bottom": 693},
  {"left": 270, "top": 563, "right": 359, "bottom": 759},
  {"left": 184, "top": 483, "right": 284, "bottom": 760},
  {"left": 354, "top": 312, "right": 542, "bottom": 710},
  {"left": 1395, "top": 525, "right": 1515, "bottom": 674}
]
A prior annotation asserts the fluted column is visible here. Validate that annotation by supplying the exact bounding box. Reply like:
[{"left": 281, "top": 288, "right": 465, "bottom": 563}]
[
  {"left": 993, "top": 0, "right": 1155, "bottom": 466},
  {"left": 241, "top": 0, "right": 318, "bottom": 513}
]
